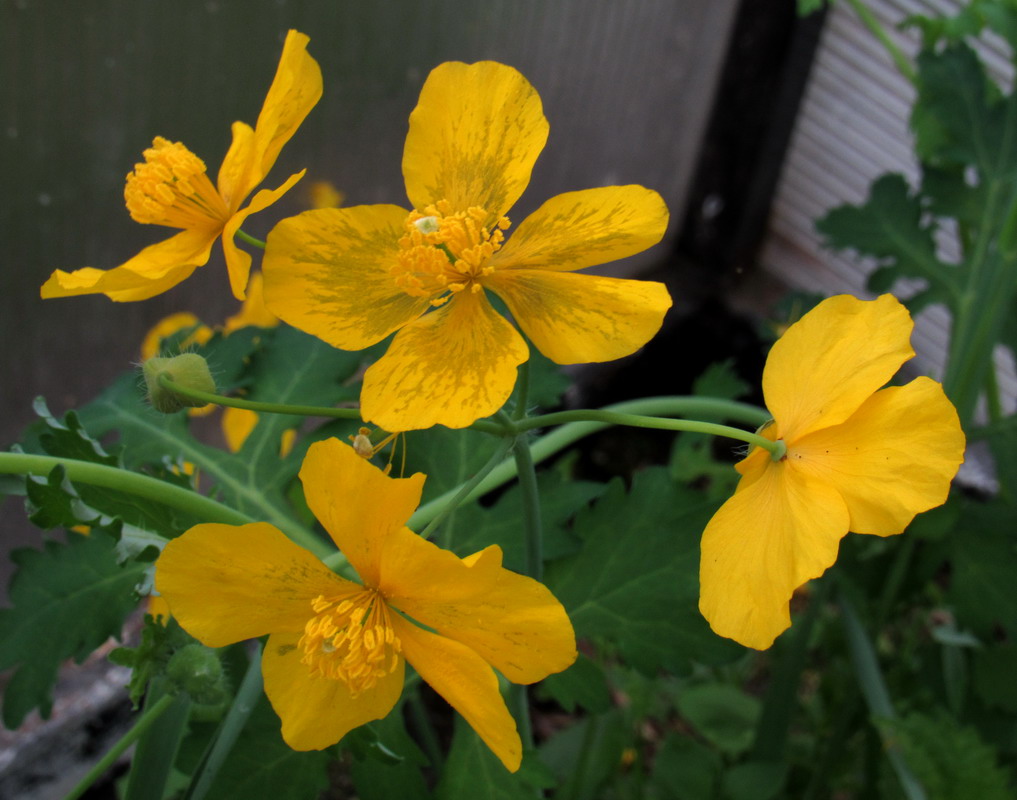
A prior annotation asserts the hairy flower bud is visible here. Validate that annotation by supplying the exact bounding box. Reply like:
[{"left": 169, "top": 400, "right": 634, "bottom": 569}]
[
  {"left": 142, "top": 353, "right": 216, "bottom": 413},
  {"left": 166, "top": 643, "right": 228, "bottom": 706}
]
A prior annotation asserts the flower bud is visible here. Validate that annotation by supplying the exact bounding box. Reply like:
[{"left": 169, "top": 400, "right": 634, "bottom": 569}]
[
  {"left": 142, "top": 353, "right": 216, "bottom": 413},
  {"left": 166, "top": 643, "right": 228, "bottom": 706}
]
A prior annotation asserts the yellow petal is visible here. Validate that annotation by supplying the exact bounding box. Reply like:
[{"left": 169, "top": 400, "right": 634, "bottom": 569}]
[
  {"left": 40, "top": 229, "right": 215, "bottom": 302},
  {"left": 298, "top": 438, "right": 425, "bottom": 587},
  {"left": 485, "top": 269, "right": 671, "bottom": 364},
  {"left": 392, "top": 615, "right": 522, "bottom": 772},
  {"left": 361, "top": 291, "right": 528, "bottom": 431},
  {"left": 223, "top": 271, "right": 280, "bottom": 332},
  {"left": 699, "top": 463, "right": 850, "bottom": 650},
  {"left": 262, "top": 631, "right": 404, "bottom": 750},
  {"left": 222, "top": 169, "right": 306, "bottom": 299},
  {"left": 379, "top": 535, "right": 576, "bottom": 683},
  {"left": 140, "top": 312, "right": 212, "bottom": 360},
  {"left": 217, "top": 30, "right": 322, "bottom": 205},
  {"left": 789, "top": 377, "right": 965, "bottom": 536},
  {"left": 155, "top": 522, "right": 353, "bottom": 647},
  {"left": 489, "top": 186, "right": 669, "bottom": 273},
  {"left": 222, "top": 406, "right": 258, "bottom": 453},
  {"left": 403, "top": 61, "right": 548, "bottom": 220},
  {"left": 263, "top": 206, "right": 432, "bottom": 349},
  {"left": 764, "top": 294, "right": 915, "bottom": 442}
]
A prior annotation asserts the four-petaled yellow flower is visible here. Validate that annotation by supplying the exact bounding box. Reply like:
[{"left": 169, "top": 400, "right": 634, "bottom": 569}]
[
  {"left": 262, "top": 60, "right": 673, "bottom": 431},
  {"left": 41, "top": 30, "right": 321, "bottom": 303},
  {"left": 699, "top": 294, "right": 965, "bottom": 650},
  {"left": 155, "top": 438, "right": 576, "bottom": 771}
]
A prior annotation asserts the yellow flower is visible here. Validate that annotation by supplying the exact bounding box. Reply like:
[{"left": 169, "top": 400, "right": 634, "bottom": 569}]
[
  {"left": 699, "top": 295, "right": 965, "bottom": 650},
  {"left": 41, "top": 30, "right": 321, "bottom": 303},
  {"left": 221, "top": 406, "right": 296, "bottom": 458},
  {"left": 155, "top": 438, "right": 576, "bottom": 770},
  {"left": 263, "top": 61, "right": 672, "bottom": 431},
  {"left": 140, "top": 313, "right": 214, "bottom": 361}
]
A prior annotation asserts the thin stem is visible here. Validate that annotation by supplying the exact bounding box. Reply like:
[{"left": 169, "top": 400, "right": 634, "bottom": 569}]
[
  {"left": 408, "top": 398, "right": 771, "bottom": 530},
  {"left": 419, "top": 436, "right": 516, "bottom": 545},
  {"left": 185, "top": 643, "right": 264, "bottom": 800},
  {"left": 839, "top": 592, "right": 927, "bottom": 800},
  {"left": 513, "top": 361, "right": 531, "bottom": 421},
  {"left": 235, "top": 228, "right": 266, "bottom": 249},
  {"left": 844, "top": 0, "right": 917, "bottom": 84},
  {"left": 513, "top": 439, "right": 543, "bottom": 583},
  {"left": 64, "top": 693, "right": 177, "bottom": 800},
  {"left": 0, "top": 451, "right": 331, "bottom": 559},
  {"left": 159, "top": 375, "right": 363, "bottom": 422},
  {"left": 124, "top": 688, "right": 192, "bottom": 800}
]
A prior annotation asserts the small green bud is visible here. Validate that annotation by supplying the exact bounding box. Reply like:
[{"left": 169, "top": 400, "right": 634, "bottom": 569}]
[
  {"left": 166, "top": 643, "right": 228, "bottom": 706},
  {"left": 142, "top": 353, "right": 216, "bottom": 413}
]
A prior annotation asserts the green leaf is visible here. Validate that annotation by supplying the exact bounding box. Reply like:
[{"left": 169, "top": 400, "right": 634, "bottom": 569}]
[
  {"left": 545, "top": 468, "right": 737, "bottom": 675},
  {"left": 538, "top": 652, "right": 611, "bottom": 714},
  {"left": 0, "top": 531, "right": 146, "bottom": 727},
  {"left": 721, "top": 760, "right": 786, "bottom": 800},
  {"left": 203, "top": 691, "right": 333, "bottom": 800},
  {"left": 521, "top": 350, "right": 570, "bottom": 411},
  {"left": 109, "top": 615, "right": 193, "bottom": 708},
  {"left": 434, "top": 717, "right": 552, "bottom": 800},
  {"left": 676, "top": 683, "right": 761, "bottom": 756},
  {"left": 650, "top": 734, "right": 721, "bottom": 800},
  {"left": 404, "top": 426, "right": 503, "bottom": 503},
  {"left": 446, "top": 470, "right": 605, "bottom": 567},
  {"left": 947, "top": 500, "right": 1017, "bottom": 637},
  {"left": 539, "top": 709, "right": 629, "bottom": 799},
  {"left": 796, "top": 0, "right": 827, "bottom": 15},
  {"left": 349, "top": 708, "right": 432, "bottom": 800},
  {"left": 875, "top": 711, "right": 1014, "bottom": 800},
  {"left": 973, "top": 644, "right": 1017, "bottom": 713}
]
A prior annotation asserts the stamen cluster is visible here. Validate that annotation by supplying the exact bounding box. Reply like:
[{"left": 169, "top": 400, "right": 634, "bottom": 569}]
[
  {"left": 298, "top": 589, "right": 402, "bottom": 696},
  {"left": 391, "top": 200, "right": 510, "bottom": 306},
  {"left": 124, "top": 137, "right": 228, "bottom": 228}
]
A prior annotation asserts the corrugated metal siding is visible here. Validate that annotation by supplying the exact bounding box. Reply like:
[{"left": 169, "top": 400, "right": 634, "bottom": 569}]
[{"left": 760, "top": 0, "right": 1017, "bottom": 424}]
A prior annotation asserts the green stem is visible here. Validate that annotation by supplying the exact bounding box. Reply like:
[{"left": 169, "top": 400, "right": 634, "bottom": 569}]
[
  {"left": 513, "top": 439, "right": 543, "bottom": 583},
  {"left": 63, "top": 693, "right": 177, "bottom": 800},
  {"left": 839, "top": 592, "right": 928, "bottom": 800},
  {"left": 408, "top": 397, "right": 771, "bottom": 530},
  {"left": 844, "top": 0, "right": 917, "bottom": 84},
  {"left": 185, "top": 644, "right": 264, "bottom": 800},
  {"left": 159, "top": 375, "right": 363, "bottom": 422},
  {"left": 124, "top": 687, "right": 192, "bottom": 800},
  {"left": 0, "top": 451, "right": 331, "bottom": 559},
  {"left": 407, "top": 690, "right": 444, "bottom": 769},
  {"left": 235, "top": 228, "right": 266, "bottom": 249},
  {"left": 419, "top": 436, "right": 516, "bottom": 546}
]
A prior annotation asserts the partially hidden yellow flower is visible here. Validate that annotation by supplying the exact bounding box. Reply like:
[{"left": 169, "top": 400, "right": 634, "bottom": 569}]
[
  {"left": 263, "top": 61, "right": 672, "bottom": 431},
  {"left": 221, "top": 406, "right": 296, "bottom": 458},
  {"left": 41, "top": 30, "right": 321, "bottom": 303},
  {"left": 155, "top": 438, "right": 576, "bottom": 770},
  {"left": 699, "top": 295, "right": 965, "bottom": 650}
]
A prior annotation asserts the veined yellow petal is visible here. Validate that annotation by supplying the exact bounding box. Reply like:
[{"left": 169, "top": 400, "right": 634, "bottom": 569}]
[
  {"left": 40, "top": 229, "right": 215, "bottom": 302},
  {"left": 155, "top": 522, "right": 353, "bottom": 647},
  {"left": 485, "top": 269, "right": 671, "bottom": 364},
  {"left": 263, "top": 206, "right": 432, "bottom": 349},
  {"left": 489, "top": 186, "right": 669, "bottom": 273},
  {"left": 379, "top": 534, "right": 576, "bottom": 683},
  {"left": 699, "top": 463, "right": 850, "bottom": 650},
  {"left": 360, "top": 291, "right": 528, "bottom": 431},
  {"left": 790, "top": 378, "right": 965, "bottom": 536},
  {"left": 222, "top": 169, "right": 306, "bottom": 300},
  {"left": 217, "top": 31, "right": 322, "bottom": 206},
  {"left": 403, "top": 61, "right": 548, "bottom": 221},
  {"left": 262, "top": 631, "right": 405, "bottom": 751},
  {"left": 764, "top": 294, "right": 915, "bottom": 442},
  {"left": 299, "top": 439, "right": 425, "bottom": 587},
  {"left": 392, "top": 615, "right": 523, "bottom": 772}
]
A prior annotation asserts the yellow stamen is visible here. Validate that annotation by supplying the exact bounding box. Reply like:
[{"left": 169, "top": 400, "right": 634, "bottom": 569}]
[
  {"left": 124, "top": 137, "right": 230, "bottom": 229},
  {"left": 298, "top": 588, "right": 402, "bottom": 697},
  {"left": 390, "top": 200, "right": 510, "bottom": 303}
]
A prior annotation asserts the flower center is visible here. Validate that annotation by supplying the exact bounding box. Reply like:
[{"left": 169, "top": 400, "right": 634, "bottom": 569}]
[
  {"left": 298, "top": 587, "right": 401, "bottom": 697},
  {"left": 391, "top": 200, "right": 510, "bottom": 307},
  {"left": 124, "top": 137, "right": 230, "bottom": 229}
]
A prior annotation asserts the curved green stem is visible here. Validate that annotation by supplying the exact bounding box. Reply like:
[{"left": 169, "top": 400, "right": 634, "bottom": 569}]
[
  {"left": 0, "top": 451, "right": 331, "bottom": 559},
  {"left": 159, "top": 375, "right": 363, "bottom": 422},
  {"left": 844, "top": 0, "right": 916, "bottom": 84},
  {"left": 408, "top": 397, "right": 770, "bottom": 530},
  {"left": 419, "top": 435, "right": 516, "bottom": 545},
  {"left": 64, "top": 693, "right": 177, "bottom": 800},
  {"left": 235, "top": 228, "right": 266, "bottom": 249}
]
